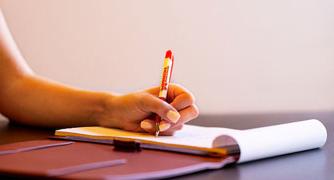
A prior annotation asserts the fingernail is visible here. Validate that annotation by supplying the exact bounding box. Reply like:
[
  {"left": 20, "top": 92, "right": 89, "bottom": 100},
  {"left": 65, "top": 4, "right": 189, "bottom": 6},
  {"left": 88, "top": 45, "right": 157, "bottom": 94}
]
[
  {"left": 140, "top": 120, "right": 153, "bottom": 130},
  {"left": 159, "top": 122, "right": 171, "bottom": 132},
  {"left": 167, "top": 110, "right": 180, "bottom": 123}
]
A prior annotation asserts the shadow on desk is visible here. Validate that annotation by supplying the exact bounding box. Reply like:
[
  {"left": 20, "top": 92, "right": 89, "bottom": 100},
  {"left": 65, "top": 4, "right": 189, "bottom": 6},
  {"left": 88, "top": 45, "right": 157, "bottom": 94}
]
[{"left": 0, "top": 119, "right": 54, "bottom": 145}]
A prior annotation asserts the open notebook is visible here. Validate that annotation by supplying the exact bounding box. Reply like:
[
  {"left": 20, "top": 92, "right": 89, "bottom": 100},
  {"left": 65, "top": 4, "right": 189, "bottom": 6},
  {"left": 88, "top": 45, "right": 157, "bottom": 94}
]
[{"left": 55, "top": 119, "right": 327, "bottom": 163}]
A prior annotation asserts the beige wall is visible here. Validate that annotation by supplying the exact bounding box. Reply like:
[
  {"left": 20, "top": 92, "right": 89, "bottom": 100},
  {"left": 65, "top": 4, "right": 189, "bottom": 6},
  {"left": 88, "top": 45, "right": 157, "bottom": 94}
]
[{"left": 1, "top": 0, "right": 334, "bottom": 114}]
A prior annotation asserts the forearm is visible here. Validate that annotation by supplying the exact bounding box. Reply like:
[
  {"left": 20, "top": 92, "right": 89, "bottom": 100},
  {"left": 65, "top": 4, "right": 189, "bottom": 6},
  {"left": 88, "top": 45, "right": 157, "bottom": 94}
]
[
  {"left": 0, "top": 11, "right": 112, "bottom": 128},
  {"left": 0, "top": 74, "right": 110, "bottom": 127},
  {"left": 0, "top": 10, "right": 198, "bottom": 133}
]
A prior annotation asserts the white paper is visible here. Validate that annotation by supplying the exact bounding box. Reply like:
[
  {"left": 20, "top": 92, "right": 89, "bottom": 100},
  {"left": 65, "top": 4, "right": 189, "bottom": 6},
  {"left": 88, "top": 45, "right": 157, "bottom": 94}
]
[
  {"left": 229, "top": 119, "right": 327, "bottom": 163},
  {"left": 138, "top": 125, "right": 239, "bottom": 148}
]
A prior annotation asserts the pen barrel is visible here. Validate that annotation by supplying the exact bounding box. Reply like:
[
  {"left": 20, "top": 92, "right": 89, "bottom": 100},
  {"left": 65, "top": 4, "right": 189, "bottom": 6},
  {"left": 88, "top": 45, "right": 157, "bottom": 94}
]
[
  {"left": 158, "top": 56, "right": 173, "bottom": 99},
  {"left": 155, "top": 50, "right": 174, "bottom": 135}
]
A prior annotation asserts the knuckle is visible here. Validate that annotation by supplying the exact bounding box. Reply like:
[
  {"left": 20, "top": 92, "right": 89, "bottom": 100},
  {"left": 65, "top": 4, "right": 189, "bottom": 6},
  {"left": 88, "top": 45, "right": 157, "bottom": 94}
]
[{"left": 186, "top": 93, "right": 196, "bottom": 104}]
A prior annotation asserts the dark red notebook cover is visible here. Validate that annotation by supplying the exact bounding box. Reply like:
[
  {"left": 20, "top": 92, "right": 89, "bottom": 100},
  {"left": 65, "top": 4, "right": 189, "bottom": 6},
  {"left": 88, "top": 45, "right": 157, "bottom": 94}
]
[{"left": 0, "top": 139, "right": 239, "bottom": 179}]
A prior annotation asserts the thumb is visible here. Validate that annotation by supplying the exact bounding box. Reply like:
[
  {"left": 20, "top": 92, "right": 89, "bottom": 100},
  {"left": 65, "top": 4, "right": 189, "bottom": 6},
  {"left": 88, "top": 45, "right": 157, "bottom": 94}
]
[{"left": 139, "top": 93, "right": 180, "bottom": 123}]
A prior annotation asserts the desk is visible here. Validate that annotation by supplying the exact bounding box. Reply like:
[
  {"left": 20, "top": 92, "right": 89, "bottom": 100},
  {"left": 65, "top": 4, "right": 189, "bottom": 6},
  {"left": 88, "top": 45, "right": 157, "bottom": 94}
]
[{"left": 0, "top": 112, "right": 333, "bottom": 180}]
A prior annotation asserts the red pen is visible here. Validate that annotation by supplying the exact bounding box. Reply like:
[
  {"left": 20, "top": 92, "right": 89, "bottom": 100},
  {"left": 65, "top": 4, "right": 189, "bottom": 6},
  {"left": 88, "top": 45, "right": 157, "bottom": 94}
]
[{"left": 155, "top": 50, "right": 174, "bottom": 136}]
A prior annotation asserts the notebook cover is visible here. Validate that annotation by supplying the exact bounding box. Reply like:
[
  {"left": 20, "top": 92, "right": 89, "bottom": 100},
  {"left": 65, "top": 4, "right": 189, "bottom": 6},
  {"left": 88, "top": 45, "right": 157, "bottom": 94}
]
[{"left": 0, "top": 140, "right": 238, "bottom": 179}]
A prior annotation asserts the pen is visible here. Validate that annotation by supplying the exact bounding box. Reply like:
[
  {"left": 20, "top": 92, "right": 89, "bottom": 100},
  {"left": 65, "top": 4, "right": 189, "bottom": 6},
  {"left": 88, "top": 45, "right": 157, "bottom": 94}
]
[{"left": 155, "top": 50, "right": 174, "bottom": 137}]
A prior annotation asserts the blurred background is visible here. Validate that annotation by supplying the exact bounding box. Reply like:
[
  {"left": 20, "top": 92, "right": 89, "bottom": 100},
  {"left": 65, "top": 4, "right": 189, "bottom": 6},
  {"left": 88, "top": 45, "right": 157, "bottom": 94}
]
[{"left": 0, "top": 0, "right": 333, "bottom": 115}]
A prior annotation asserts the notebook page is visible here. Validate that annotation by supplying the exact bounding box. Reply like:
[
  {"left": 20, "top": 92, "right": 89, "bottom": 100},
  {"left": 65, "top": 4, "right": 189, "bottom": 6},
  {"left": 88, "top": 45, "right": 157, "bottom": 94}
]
[
  {"left": 231, "top": 119, "right": 327, "bottom": 163},
  {"left": 56, "top": 125, "right": 240, "bottom": 148}
]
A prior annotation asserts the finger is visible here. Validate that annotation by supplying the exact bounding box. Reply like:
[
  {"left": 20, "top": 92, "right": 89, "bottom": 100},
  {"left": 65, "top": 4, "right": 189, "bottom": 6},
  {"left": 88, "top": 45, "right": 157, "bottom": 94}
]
[
  {"left": 175, "top": 104, "right": 199, "bottom": 125},
  {"left": 140, "top": 119, "right": 171, "bottom": 133},
  {"left": 164, "top": 84, "right": 195, "bottom": 110},
  {"left": 122, "top": 122, "right": 145, "bottom": 133},
  {"left": 168, "top": 83, "right": 194, "bottom": 99},
  {"left": 170, "top": 92, "right": 195, "bottom": 111},
  {"left": 161, "top": 105, "right": 199, "bottom": 135},
  {"left": 160, "top": 131, "right": 175, "bottom": 136},
  {"left": 145, "top": 83, "right": 195, "bottom": 106},
  {"left": 160, "top": 124, "right": 184, "bottom": 136},
  {"left": 140, "top": 119, "right": 156, "bottom": 133},
  {"left": 139, "top": 93, "right": 181, "bottom": 123},
  {"left": 158, "top": 121, "right": 171, "bottom": 132}
]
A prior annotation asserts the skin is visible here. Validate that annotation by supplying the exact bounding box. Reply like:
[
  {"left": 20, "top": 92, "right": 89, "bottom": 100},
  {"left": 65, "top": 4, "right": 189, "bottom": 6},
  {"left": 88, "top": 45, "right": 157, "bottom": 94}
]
[{"left": 0, "top": 11, "right": 199, "bottom": 135}]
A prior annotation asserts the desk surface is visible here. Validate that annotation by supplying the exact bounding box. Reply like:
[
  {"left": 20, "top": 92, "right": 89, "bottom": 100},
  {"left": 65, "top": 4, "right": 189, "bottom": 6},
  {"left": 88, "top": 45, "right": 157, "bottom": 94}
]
[{"left": 0, "top": 112, "right": 333, "bottom": 180}]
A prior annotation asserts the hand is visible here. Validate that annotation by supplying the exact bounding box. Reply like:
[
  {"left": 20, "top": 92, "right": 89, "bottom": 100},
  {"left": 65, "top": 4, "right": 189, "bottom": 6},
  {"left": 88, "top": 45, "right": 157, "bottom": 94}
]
[{"left": 96, "top": 84, "right": 199, "bottom": 135}]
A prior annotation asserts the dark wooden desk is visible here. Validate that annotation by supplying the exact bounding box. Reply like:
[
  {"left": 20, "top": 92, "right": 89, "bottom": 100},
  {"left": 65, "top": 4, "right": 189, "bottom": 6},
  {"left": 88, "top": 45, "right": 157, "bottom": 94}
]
[{"left": 0, "top": 112, "right": 333, "bottom": 180}]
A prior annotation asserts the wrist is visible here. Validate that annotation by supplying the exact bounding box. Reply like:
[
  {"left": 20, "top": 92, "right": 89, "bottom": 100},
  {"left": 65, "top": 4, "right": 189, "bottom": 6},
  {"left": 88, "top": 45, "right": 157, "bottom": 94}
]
[{"left": 90, "top": 92, "right": 112, "bottom": 125}]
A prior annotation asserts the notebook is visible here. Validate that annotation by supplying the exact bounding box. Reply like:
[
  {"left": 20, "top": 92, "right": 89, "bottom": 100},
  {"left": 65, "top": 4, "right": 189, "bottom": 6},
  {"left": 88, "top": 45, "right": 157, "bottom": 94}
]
[{"left": 55, "top": 119, "right": 327, "bottom": 163}]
